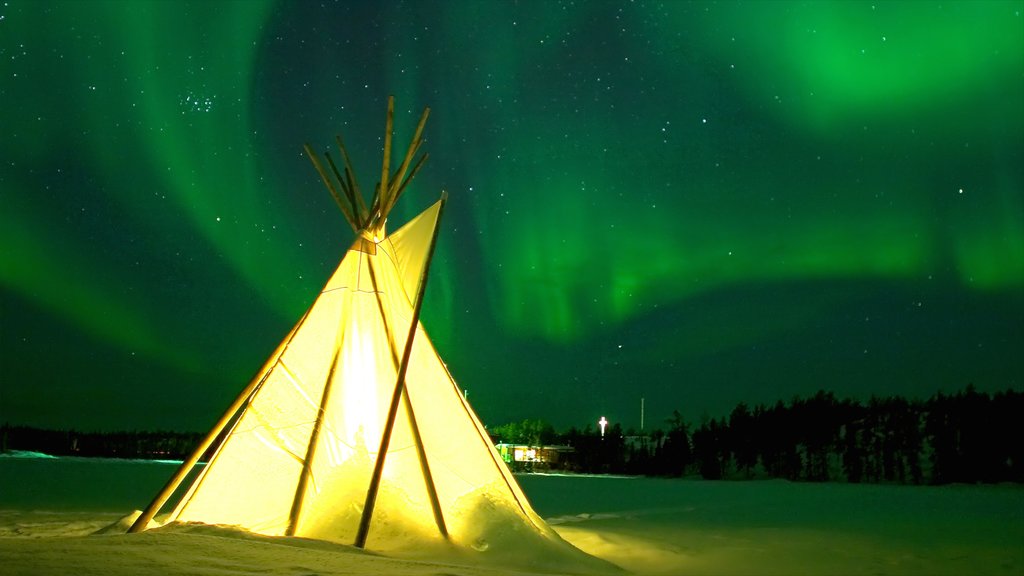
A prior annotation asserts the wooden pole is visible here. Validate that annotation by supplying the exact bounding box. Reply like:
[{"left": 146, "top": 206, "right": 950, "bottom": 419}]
[
  {"left": 384, "top": 107, "right": 430, "bottom": 215},
  {"left": 325, "top": 152, "right": 362, "bottom": 229},
  {"left": 304, "top": 144, "right": 358, "bottom": 231},
  {"left": 402, "top": 386, "right": 448, "bottom": 538},
  {"left": 364, "top": 250, "right": 447, "bottom": 539},
  {"left": 166, "top": 390, "right": 246, "bottom": 522},
  {"left": 336, "top": 135, "right": 368, "bottom": 222},
  {"left": 128, "top": 311, "right": 309, "bottom": 533},
  {"left": 354, "top": 193, "right": 448, "bottom": 549},
  {"left": 389, "top": 152, "right": 429, "bottom": 213},
  {"left": 378, "top": 96, "right": 394, "bottom": 222},
  {"left": 285, "top": 345, "right": 343, "bottom": 536}
]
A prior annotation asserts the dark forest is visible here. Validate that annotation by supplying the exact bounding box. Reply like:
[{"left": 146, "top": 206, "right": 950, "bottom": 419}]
[
  {"left": 4, "top": 386, "right": 1021, "bottom": 486},
  {"left": 492, "top": 386, "right": 1023, "bottom": 485}
]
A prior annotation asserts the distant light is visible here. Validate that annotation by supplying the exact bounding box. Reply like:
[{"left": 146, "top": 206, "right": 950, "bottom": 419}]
[{"left": 599, "top": 416, "right": 608, "bottom": 438}]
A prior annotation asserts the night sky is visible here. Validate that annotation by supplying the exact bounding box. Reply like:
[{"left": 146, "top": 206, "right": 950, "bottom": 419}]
[{"left": 2, "top": 1, "right": 1022, "bottom": 433}]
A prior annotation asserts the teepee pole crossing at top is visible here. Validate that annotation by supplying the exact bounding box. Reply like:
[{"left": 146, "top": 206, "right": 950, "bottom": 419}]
[
  {"left": 325, "top": 153, "right": 362, "bottom": 228},
  {"left": 336, "top": 135, "right": 369, "bottom": 222},
  {"left": 304, "top": 143, "right": 359, "bottom": 232},
  {"left": 354, "top": 192, "right": 448, "bottom": 549},
  {"left": 383, "top": 107, "right": 430, "bottom": 218},
  {"left": 305, "top": 96, "right": 430, "bottom": 235}
]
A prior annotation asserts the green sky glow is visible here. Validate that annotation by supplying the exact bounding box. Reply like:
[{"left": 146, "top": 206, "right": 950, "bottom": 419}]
[{"left": 1, "top": 1, "right": 1021, "bottom": 430}]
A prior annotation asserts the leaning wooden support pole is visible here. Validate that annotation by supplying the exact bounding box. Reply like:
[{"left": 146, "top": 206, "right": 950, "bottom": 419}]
[
  {"left": 354, "top": 192, "right": 448, "bottom": 549},
  {"left": 128, "top": 384, "right": 255, "bottom": 533},
  {"left": 362, "top": 249, "right": 446, "bottom": 536},
  {"left": 389, "top": 152, "right": 429, "bottom": 214},
  {"left": 367, "top": 183, "right": 383, "bottom": 230},
  {"left": 285, "top": 345, "right": 343, "bottom": 536},
  {"left": 304, "top": 144, "right": 358, "bottom": 231},
  {"left": 384, "top": 106, "right": 430, "bottom": 214},
  {"left": 379, "top": 96, "right": 395, "bottom": 217},
  {"left": 335, "top": 135, "right": 368, "bottom": 221},
  {"left": 402, "top": 387, "right": 449, "bottom": 538},
  {"left": 128, "top": 313, "right": 307, "bottom": 533},
  {"left": 325, "top": 153, "right": 361, "bottom": 228}
]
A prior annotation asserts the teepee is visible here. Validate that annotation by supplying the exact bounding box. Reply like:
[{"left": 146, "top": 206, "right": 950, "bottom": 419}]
[{"left": 129, "top": 98, "right": 610, "bottom": 571}]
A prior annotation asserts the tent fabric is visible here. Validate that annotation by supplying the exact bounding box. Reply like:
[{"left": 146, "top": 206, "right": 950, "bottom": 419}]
[{"left": 166, "top": 200, "right": 604, "bottom": 569}]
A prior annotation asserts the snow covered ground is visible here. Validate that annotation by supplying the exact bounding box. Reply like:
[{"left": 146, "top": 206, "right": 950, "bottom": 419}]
[{"left": 1, "top": 453, "right": 1021, "bottom": 575}]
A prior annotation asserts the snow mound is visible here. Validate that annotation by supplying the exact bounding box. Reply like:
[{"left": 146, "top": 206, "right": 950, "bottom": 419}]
[
  {"left": 93, "top": 511, "right": 142, "bottom": 535},
  {"left": 1, "top": 460, "right": 1022, "bottom": 576},
  {"left": 0, "top": 451, "right": 57, "bottom": 459}
]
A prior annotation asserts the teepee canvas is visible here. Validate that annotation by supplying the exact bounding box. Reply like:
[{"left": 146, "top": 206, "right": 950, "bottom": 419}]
[{"left": 129, "top": 98, "right": 610, "bottom": 571}]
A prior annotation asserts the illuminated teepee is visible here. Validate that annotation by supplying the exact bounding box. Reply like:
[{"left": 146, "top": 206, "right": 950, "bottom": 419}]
[{"left": 129, "top": 98, "right": 611, "bottom": 571}]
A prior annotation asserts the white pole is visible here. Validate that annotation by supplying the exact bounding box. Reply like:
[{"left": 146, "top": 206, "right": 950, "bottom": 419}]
[{"left": 641, "top": 396, "right": 645, "bottom": 432}]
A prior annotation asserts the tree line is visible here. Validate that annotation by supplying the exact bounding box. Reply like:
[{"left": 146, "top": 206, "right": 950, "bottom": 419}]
[
  {"left": 491, "top": 386, "right": 1024, "bottom": 485},
  {"left": 4, "top": 386, "right": 1020, "bottom": 485},
  {"left": 1, "top": 426, "right": 203, "bottom": 460}
]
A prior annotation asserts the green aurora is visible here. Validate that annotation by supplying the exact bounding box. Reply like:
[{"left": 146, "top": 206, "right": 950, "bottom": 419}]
[{"left": 1, "top": 1, "right": 1022, "bottom": 431}]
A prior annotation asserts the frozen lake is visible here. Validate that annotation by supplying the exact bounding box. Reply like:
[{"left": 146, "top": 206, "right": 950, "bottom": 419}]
[{"left": 1, "top": 454, "right": 1021, "bottom": 575}]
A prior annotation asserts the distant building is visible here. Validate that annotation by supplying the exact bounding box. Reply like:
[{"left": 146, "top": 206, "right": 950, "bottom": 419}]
[{"left": 495, "top": 443, "right": 575, "bottom": 471}]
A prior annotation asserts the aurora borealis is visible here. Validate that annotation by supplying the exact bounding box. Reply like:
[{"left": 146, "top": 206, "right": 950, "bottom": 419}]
[{"left": 2, "top": 1, "right": 1022, "bottom": 432}]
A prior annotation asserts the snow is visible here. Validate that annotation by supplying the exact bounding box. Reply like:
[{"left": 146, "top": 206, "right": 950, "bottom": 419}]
[
  {"left": 1, "top": 455, "right": 1021, "bottom": 575},
  {"left": 0, "top": 450, "right": 57, "bottom": 459}
]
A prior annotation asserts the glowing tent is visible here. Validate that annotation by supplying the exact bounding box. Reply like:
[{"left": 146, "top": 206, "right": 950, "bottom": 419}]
[{"left": 129, "top": 98, "right": 611, "bottom": 572}]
